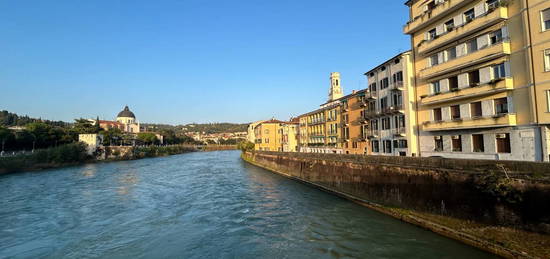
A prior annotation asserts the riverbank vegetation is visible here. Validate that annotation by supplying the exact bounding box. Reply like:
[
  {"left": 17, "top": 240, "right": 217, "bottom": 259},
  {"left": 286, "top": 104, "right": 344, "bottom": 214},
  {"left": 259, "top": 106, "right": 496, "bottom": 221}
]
[{"left": 0, "top": 143, "right": 90, "bottom": 174}]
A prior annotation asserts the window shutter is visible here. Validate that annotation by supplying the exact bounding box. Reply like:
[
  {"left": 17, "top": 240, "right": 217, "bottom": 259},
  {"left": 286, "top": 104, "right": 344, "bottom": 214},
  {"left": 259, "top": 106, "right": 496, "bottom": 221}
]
[
  {"left": 424, "top": 32, "right": 430, "bottom": 41},
  {"left": 501, "top": 26, "right": 509, "bottom": 40},
  {"left": 460, "top": 104, "right": 471, "bottom": 119},
  {"left": 479, "top": 67, "right": 492, "bottom": 83},
  {"left": 504, "top": 61, "right": 511, "bottom": 77},
  {"left": 542, "top": 9, "right": 550, "bottom": 21},
  {"left": 442, "top": 107, "right": 451, "bottom": 121},
  {"left": 427, "top": 56, "right": 432, "bottom": 67},
  {"left": 456, "top": 43, "right": 467, "bottom": 57},
  {"left": 454, "top": 14, "right": 464, "bottom": 27},
  {"left": 429, "top": 109, "right": 434, "bottom": 121},
  {"left": 440, "top": 79, "right": 449, "bottom": 92},
  {"left": 458, "top": 73, "right": 469, "bottom": 88},
  {"left": 477, "top": 34, "right": 489, "bottom": 49},
  {"left": 481, "top": 100, "right": 494, "bottom": 116},
  {"left": 474, "top": 3, "right": 486, "bottom": 17},
  {"left": 438, "top": 52, "right": 445, "bottom": 64},
  {"left": 507, "top": 96, "right": 514, "bottom": 113},
  {"left": 436, "top": 24, "right": 445, "bottom": 35}
]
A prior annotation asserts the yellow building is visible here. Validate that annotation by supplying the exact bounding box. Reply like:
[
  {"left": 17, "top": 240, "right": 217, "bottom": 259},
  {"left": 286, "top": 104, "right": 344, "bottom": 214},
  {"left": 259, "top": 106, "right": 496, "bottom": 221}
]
[
  {"left": 297, "top": 73, "right": 345, "bottom": 154},
  {"left": 247, "top": 120, "right": 265, "bottom": 144},
  {"left": 253, "top": 119, "right": 285, "bottom": 151},
  {"left": 404, "top": 0, "right": 550, "bottom": 161},
  {"left": 280, "top": 121, "right": 299, "bottom": 152},
  {"left": 364, "top": 51, "right": 419, "bottom": 157}
]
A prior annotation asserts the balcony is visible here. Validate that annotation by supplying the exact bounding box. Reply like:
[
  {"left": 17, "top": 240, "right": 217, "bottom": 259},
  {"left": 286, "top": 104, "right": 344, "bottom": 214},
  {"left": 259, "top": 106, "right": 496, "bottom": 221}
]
[
  {"left": 389, "top": 81, "right": 404, "bottom": 91},
  {"left": 421, "top": 78, "right": 513, "bottom": 106},
  {"left": 358, "top": 117, "right": 368, "bottom": 124},
  {"left": 419, "top": 41, "right": 511, "bottom": 80},
  {"left": 393, "top": 127, "right": 406, "bottom": 137},
  {"left": 381, "top": 105, "right": 404, "bottom": 115},
  {"left": 418, "top": 5, "right": 508, "bottom": 55},
  {"left": 404, "top": 0, "right": 473, "bottom": 34},
  {"left": 359, "top": 100, "right": 368, "bottom": 107},
  {"left": 422, "top": 113, "right": 516, "bottom": 131},
  {"left": 364, "top": 110, "right": 379, "bottom": 118},
  {"left": 367, "top": 130, "right": 379, "bottom": 139},
  {"left": 309, "top": 119, "right": 326, "bottom": 125},
  {"left": 365, "top": 91, "right": 377, "bottom": 100}
]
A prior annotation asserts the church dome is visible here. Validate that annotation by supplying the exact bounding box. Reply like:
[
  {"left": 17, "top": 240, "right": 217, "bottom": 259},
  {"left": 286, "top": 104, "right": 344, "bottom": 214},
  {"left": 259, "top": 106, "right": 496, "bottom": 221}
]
[{"left": 117, "top": 106, "right": 135, "bottom": 118}]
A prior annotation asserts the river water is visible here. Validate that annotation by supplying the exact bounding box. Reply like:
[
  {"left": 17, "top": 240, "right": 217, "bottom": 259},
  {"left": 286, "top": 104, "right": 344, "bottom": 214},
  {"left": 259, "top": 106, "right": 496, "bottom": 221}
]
[{"left": 0, "top": 151, "right": 496, "bottom": 259}]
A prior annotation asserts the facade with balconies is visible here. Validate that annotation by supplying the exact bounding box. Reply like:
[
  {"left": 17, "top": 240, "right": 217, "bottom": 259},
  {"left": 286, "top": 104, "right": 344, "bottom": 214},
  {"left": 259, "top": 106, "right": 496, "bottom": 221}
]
[
  {"left": 341, "top": 90, "right": 369, "bottom": 155},
  {"left": 405, "top": 0, "right": 550, "bottom": 161},
  {"left": 364, "top": 51, "right": 418, "bottom": 157}
]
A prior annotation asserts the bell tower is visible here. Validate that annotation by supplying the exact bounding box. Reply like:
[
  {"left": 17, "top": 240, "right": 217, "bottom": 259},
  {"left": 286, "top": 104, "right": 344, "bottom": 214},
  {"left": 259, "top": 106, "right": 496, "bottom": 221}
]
[{"left": 328, "top": 72, "right": 343, "bottom": 101}]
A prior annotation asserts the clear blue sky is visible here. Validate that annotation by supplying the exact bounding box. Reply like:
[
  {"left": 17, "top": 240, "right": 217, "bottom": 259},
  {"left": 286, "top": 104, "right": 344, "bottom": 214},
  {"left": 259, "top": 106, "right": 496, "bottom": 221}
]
[{"left": 0, "top": 0, "right": 410, "bottom": 125}]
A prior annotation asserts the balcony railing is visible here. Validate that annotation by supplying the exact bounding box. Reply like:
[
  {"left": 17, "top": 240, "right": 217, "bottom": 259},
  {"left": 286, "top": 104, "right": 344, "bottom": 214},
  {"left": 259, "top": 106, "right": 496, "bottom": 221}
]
[
  {"left": 365, "top": 91, "right": 377, "bottom": 100},
  {"left": 309, "top": 119, "right": 326, "bottom": 125},
  {"left": 419, "top": 41, "right": 511, "bottom": 80},
  {"left": 420, "top": 78, "right": 513, "bottom": 106},
  {"left": 422, "top": 113, "right": 517, "bottom": 131},
  {"left": 393, "top": 127, "right": 406, "bottom": 136},
  {"left": 403, "top": 0, "right": 473, "bottom": 34},
  {"left": 390, "top": 81, "right": 404, "bottom": 91},
  {"left": 364, "top": 110, "right": 379, "bottom": 118},
  {"left": 367, "top": 130, "right": 379, "bottom": 138},
  {"left": 418, "top": 5, "right": 508, "bottom": 55},
  {"left": 381, "top": 105, "right": 404, "bottom": 114}
]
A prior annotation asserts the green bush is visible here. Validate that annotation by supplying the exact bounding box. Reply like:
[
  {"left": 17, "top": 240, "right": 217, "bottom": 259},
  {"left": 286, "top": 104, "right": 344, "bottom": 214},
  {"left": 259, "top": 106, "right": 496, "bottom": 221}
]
[
  {"left": 0, "top": 143, "right": 89, "bottom": 173},
  {"left": 237, "top": 141, "right": 255, "bottom": 152}
]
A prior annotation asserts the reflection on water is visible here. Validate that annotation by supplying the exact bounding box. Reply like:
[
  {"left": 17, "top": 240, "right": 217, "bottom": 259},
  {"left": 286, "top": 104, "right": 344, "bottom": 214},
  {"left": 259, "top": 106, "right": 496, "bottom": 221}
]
[{"left": 0, "top": 151, "right": 497, "bottom": 259}]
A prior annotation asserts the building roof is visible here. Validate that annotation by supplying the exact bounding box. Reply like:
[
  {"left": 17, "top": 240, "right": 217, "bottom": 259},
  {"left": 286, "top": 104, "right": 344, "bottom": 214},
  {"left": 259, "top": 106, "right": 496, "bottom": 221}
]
[
  {"left": 262, "top": 119, "right": 287, "bottom": 124},
  {"left": 364, "top": 50, "right": 412, "bottom": 76},
  {"left": 117, "top": 106, "right": 135, "bottom": 118}
]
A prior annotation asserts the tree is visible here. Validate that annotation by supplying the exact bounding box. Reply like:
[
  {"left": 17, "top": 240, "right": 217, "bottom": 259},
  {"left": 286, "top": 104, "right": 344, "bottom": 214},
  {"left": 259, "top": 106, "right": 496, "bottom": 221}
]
[
  {"left": 26, "top": 122, "right": 52, "bottom": 149},
  {"left": 101, "top": 128, "right": 123, "bottom": 146},
  {"left": 137, "top": 133, "right": 157, "bottom": 145},
  {"left": 237, "top": 141, "right": 255, "bottom": 152},
  {"left": 0, "top": 126, "right": 13, "bottom": 153},
  {"left": 72, "top": 118, "right": 99, "bottom": 134}
]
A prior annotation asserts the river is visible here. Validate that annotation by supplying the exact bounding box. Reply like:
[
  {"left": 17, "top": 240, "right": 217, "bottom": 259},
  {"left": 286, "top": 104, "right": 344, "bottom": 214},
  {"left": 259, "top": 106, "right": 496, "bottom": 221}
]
[{"left": 0, "top": 150, "right": 497, "bottom": 258}]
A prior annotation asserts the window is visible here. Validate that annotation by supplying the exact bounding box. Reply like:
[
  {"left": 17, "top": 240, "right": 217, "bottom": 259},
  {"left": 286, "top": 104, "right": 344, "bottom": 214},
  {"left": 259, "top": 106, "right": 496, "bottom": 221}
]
[
  {"left": 490, "top": 29, "right": 503, "bottom": 44},
  {"left": 496, "top": 133, "right": 511, "bottom": 153},
  {"left": 430, "top": 54, "right": 439, "bottom": 66},
  {"left": 372, "top": 140, "right": 379, "bottom": 153},
  {"left": 395, "top": 58, "right": 400, "bottom": 64},
  {"left": 467, "top": 39, "right": 478, "bottom": 53},
  {"left": 445, "top": 19, "right": 454, "bottom": 32},
  {"left": 464, "top": 9, "right": 475, "bottom": 23},
  {"left": 449, "top": 76, "right": 459, "bottom": 91},
  {"left": 393, "top": 71, "right": 403, "bottom": 83},
  {"left": 542, "top": 8, "right": 550, "bottom": 31},
  {"left": 469, "top": 70, "right": 480, "bottom": 86},
  {"left": 493, "top": 63, "right": 507, "bottom": 79},
  {"left": 264, "top": 129, "right": 269, "bottom": 134},
  {"left": 392, "top": 92, "right": 402, "bottom": 107},
  {"left": 384, "top": 140, "right": 392, "bottom": 153},
  {"left": 433, "top": 108, "right": 442, "bottom": 121},
  {"left": 547, "top": 90, "right": 550, "bottom": 112},
  {"left": 447, "top": 47, "right": 457, "bottom": 60},
  {"left": 381, "top": 117, "right": 391, "bottom": 130},
  {"left": 494, "top": 97, "right": 508, "bottom": 114},
  {"left": 452, "top": 135, "right": 462, "bottom": 152},
  {"left": 428, "top": 28, "right": 437, "bottom": 40},
  {"left": 544, "top": 49, "right": 550, "bottom": 72},
  {"left": 381, "top": 66, "right": 386, "bottom": 71},
  {"left": 399, "top": 140, "right": 408, "bottom": 148},
  {"left": 434, "top": 136, "right": 444, "bottom": 151},
  {"left": 369, "top": 82, "right": 377, "bottom": 91},
  {"left": 451, "top": 105, "right": 461, "bottom": 120},
  {"left": 432, "top": 81, "right": 441, "bottom": 94},
  {"left": 380, "top": 78, "right": 389, "bottom": 89},
  {"left": 471, "top": 102, "right": 483, "bottom": 117},
  {"left": 265, "top": 138, "right": 269, "bottom": 143},
  {"left": 380, "top": 97, "right": 388, "bottom": 109},
  {"left": 472, "top": 134, "right": 485, "bottom": 152}
]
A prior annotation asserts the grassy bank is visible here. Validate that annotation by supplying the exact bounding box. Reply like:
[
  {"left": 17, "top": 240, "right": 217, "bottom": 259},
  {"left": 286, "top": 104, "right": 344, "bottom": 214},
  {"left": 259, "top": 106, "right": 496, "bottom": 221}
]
[{"left": 0, "top": 143, "right": 91, "bottom": 174}]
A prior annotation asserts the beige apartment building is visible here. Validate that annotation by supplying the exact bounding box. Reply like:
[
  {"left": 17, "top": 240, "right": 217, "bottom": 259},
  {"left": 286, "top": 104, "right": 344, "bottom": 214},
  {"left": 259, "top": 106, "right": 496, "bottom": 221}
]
[
  {"left": 404, "top": 0, "right": 550, "bottom": 161},
  {"left": 280, "top": 121, "right": 299, "bottom": 152},
  {"left": 341, "top": 90, "right": 369, "bottom": 155},
  {"left": 364, "top": 51, "right": 419, "bottom": 156}
]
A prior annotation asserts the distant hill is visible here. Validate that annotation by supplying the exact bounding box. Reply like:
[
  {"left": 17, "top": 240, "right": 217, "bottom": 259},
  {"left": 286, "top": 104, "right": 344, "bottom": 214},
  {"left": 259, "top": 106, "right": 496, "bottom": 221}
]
[
  {"left": 0, "top": 110, "right": 69, "bottom": 127},
  {"left": 142, "top": 122, "right": 248, "bottom": 134}
]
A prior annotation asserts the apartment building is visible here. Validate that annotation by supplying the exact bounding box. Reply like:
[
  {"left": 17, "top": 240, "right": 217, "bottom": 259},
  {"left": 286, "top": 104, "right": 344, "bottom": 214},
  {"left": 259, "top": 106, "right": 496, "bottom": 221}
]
[
  {"left": 247, "top": 120, "right": 265, "bottom": 144},
  {"left": 254, "top": 119, "right": 285, "bottom": 151},
  {"left": 280, "top": 121, "right": 299, "bottom": 152},
  {"left": 404, "top": 0, "right": 550, "bottom": 161},
  {"left": 364, "top": 51, "right": 418, "bottom": 156},
  {"left": 341, "top": 90, "right": 369, "bottom": 154}
]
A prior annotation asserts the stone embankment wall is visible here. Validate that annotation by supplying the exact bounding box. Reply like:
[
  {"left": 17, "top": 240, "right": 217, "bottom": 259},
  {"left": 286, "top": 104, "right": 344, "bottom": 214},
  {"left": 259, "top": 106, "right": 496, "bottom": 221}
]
[{"left": 242, "top": 151, "right": 550, "bottom": 233}]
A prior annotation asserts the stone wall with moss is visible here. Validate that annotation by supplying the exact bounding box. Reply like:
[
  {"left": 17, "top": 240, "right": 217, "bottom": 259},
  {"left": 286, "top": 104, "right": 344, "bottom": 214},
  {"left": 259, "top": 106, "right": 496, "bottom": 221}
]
[{"left": 242, "top": 151, "right": 550, "bottom": 234}]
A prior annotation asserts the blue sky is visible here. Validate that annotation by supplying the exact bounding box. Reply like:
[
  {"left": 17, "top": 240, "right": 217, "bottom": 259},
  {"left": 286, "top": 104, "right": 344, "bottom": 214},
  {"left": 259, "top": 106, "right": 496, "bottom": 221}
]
[{"left": 0, "top": 0, "right": 410, "bottom": 125}]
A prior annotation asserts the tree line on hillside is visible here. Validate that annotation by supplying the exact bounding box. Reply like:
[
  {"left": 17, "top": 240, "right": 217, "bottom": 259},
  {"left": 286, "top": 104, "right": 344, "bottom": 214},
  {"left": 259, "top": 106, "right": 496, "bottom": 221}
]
[
  {"left": 0, "top": 110, "right": 68, "bottom": 127},
  {"left": 143, "top": 122, "right": 248, "bottom": 134}
]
